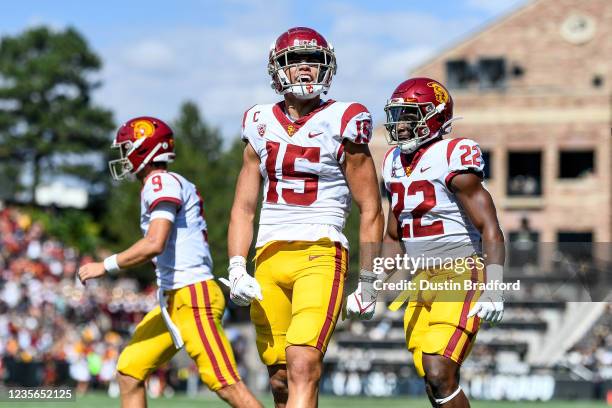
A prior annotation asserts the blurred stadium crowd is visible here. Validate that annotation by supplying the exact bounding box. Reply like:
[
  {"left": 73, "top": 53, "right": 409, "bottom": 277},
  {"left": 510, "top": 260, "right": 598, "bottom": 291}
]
[
  {"left": 0, "top": 205, "right": 248, "bottom": 397},
  {"left": 1, "top": 203, "right": 611, "bottom": 400}
]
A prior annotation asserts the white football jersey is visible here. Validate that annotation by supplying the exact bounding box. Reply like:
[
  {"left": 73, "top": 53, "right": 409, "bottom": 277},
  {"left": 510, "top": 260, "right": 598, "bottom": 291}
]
[
  {"left": 382, "top": 138, "right": 485, "bottom": 260},
  {"left": 140, "top": 171, "right": 213, "bottom": 290},
  {"left": 241, "top": 100, "right": 373, "bottom": 249}
]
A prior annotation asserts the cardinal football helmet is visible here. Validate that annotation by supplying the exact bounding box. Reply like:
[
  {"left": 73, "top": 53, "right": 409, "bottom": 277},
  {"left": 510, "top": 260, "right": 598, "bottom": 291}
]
[
  {"left": 384, "top": 77, "right": 455, "bottom": 154},
  {"left": 268, "top": 27, "right": 337, "bottom": 100},
  {"left": 108, "top": 116, "right": 175, "bottom": 180}
]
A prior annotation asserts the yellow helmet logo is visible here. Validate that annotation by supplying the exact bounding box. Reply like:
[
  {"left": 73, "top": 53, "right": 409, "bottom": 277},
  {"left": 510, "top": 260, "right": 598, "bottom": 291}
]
[
  {"left": 427, "top": 81, "right": 449, "bottom": 104},
  {"left": 132, "top": 119, "right": 156, "bottom": 139}
]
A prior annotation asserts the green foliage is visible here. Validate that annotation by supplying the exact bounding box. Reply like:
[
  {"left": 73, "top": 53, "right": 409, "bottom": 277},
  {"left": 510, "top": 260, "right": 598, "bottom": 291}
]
[
  {"left": 0, "top": 25, "right": 114, "bottom": 201},
  {"left": 28, "top": 206, "right": 101, "bottom": 254},
  {"left": 344, "top": 201, "right": 361, "bottom": 291}
]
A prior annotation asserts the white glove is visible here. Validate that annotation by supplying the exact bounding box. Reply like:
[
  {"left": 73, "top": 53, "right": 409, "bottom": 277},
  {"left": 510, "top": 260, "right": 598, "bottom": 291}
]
[
  {"left": 345, "top": 270, "right": 378, "bottom": 320},
  {"left": 219, "top": 256, "right": 263, "bottom": 307},
  {"left": 468, "top": 264, "right": 504, "bottom": 323}
]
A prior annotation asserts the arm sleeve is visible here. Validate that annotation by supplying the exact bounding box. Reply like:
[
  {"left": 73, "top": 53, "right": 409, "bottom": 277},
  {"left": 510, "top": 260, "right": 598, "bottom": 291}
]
[
  {"left": 382, "top": 147, "right": 397, "bottom": 193},
  {"left": 150, "top": 201, "right": 178, "bottom": 223},
  {"left": 340, "top": 103, "right": 373, "bottom": 145},
  {"left": 142, "top": 173, "right": 183, "bottom": 213},
  {"left": 445, "top": 138, "right": 485, "bottom": 189},
  {"left": 241, "top": 106, "right": 252, "bottom": 142},
  {"left": 240, "top": 105, "right": 265, "bottom": 158}
]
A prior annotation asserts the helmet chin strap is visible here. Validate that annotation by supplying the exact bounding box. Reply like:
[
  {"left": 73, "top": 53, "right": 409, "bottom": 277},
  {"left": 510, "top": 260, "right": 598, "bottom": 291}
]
[
  {"left": 400, "top": 139, "right": 419, "bottom": 154},
  {"left": 440, "top": 116, "right": 463, "bottom": 133},
  {"left": 290, "top": 89, "right": 322, "bottom": 100},
  {"left": 134, "top": 143, "right": 163, "bottom": 175}
]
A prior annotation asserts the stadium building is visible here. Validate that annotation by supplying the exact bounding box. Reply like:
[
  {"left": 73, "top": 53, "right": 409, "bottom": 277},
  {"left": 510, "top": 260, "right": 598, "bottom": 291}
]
[
  {"left": 331, "top": 0, "right": 612, "bottom": 400},
  {"left": 370, "top": 0, "right": 611, "bottom": 243}
]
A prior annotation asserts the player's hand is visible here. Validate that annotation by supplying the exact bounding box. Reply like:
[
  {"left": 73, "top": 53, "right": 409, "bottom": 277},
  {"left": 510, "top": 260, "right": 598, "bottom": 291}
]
[
  {"left": 345, "top": 282, "right": 377, "bottom": 320},
  {"left": 219, "top": 256, "right": 263, "bottom": 306},
  {"left": 78, "top": 262, "right": 106, "bottom": 283},
  {"left": 345, "top": 269, "right": 378, "bottom": 320},
  {"left": 468, "top": 290, "right": 504, "bottom": 323}
]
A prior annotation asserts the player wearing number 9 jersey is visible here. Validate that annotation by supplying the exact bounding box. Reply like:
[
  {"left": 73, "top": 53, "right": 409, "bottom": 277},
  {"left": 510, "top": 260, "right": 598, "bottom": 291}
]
[
  {"left": 226, "top": 27, "right": 384, "bottom": 408},
  {"left": 78, "top": 117, "right": 262, "bottom": 408},
  {"left": 347, "top": 78, "right": 506, "bottom": 408}
]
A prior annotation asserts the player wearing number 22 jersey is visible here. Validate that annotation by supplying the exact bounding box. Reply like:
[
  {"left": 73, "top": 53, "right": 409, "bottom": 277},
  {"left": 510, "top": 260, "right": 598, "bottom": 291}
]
[
  {"left": 226, "top": 27, "right": 383, "bottom": 407},
  {"left": 347, "top": 78, "right": 506, "bottom": 408}
]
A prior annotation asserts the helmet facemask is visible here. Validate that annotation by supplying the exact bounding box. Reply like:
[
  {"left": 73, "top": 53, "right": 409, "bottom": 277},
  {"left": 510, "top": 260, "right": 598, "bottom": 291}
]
[
  {"left": 108, "top": 140, "right": 134, "bottom": 181},
  {"left": 269, "top": 44, "right": 336, "bottom": 100},
  {"left": 384, "top": 100, "right": 445, "bottom": 154}
]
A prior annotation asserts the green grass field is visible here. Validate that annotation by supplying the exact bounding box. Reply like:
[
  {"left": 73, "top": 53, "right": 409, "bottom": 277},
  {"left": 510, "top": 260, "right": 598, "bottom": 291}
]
[{"left": 0, "top": 393, "right": 606, "bottom": 408}]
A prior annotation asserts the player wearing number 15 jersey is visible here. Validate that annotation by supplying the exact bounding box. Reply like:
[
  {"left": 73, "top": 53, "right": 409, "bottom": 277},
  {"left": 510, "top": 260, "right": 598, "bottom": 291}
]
[
  {"left": 78, "top": 117, "right": 261, "bottom": 408},
  {"left": 346, "top": 78, "right": 506, "bottom": 408},
  {"left": 225, "top": 27, "right": 384, "bottom": 408}
]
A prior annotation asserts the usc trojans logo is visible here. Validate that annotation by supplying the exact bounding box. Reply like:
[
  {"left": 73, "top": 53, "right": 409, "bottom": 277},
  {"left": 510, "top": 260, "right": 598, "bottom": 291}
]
[
  {"left": 287, "top": 124, "right": 296, "bottom": 136},
  {"left": 132, "top": 119, "right": 155, "bottom": 139},
  {"left": 427, "top": 82, "right": 449, "bottom": 104},
  {"left": 257, "top": 123, "right": 266, "bottom": 137}
]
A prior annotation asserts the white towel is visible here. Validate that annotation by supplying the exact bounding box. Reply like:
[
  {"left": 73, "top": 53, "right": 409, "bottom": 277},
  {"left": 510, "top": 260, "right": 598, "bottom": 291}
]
[{"left": 157, "top": 288, "right": 184, "bottom": 349}]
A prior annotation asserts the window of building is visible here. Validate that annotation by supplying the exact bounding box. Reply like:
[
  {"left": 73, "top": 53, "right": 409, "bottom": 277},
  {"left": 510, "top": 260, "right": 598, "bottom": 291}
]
[
  {"left": 507, "top": 152, "right": 542, "bottom": 196},
  {"left": 559, "top": 150, "right": 594, "bottom": 179},
  {"left": 508, "top": 217, "right": 539, "bottom": 268},
  {"left": 446, "top": 59, "right": 472, "bottom": 89},
  {"left": 557, "top": 232, "right": 593, "bottom": 242},
  {"left": 557, "top": 231, "right": 593, "bottom": 263},
  {"left": 482, "top": 150, "right": 492, "bottom": 179},
  {"left": 478, "top": 58, "right": 506, "bottom": 89}
]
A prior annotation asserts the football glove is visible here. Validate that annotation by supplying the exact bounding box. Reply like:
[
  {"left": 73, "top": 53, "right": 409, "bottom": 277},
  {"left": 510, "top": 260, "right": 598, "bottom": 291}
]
[
  {"left": 345, "top": 269, "right": 378, "bottom": 320},
  {"left": 468, "top": 264, "right": 504, "bottom": 323},
  {"left": 219, "top": 256, "right": 263, "bottom": 307}
]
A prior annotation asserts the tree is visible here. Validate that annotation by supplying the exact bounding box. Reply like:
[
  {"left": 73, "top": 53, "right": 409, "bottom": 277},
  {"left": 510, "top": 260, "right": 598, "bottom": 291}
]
[{"left": 0, "top": 26, "right": 114, "bottom": 202}]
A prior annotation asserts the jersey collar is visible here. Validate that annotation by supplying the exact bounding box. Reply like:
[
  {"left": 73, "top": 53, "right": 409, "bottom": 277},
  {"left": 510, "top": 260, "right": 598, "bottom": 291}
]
[
  {"left": 399, "top": 137, "right": 443, "bottom": 177},
  {"left": 272, "top": 99, "right": 336, "bottom": 137}
]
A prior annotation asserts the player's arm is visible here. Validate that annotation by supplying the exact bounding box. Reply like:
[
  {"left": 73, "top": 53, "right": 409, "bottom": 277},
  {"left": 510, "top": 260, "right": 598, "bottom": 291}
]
[
  {"left": 228, "top": 142, "right": 261, "bottom": 259},
  {"left": 377, "top": 207, "right": 404, "bottom": 279},
  {"left": 343, "top": 141, "right": 384, "bottom": 320},
  {"left": 78, "top": 204, "right": 175, "bottom": 282},
  {"left": 451, "top": 173, "right": 506, "bottom": 323},
  {"left": 450, "top": 173, "right": 505, "bottom": 265},
  {"left": 343, "top": 141, "right": 384, "bottom": 270},
  {"left": 222, "top": 142, "right": 263, "bottom": 306},
  {"left": 114, "top": 218, "right": 173, "bottom": 268}
]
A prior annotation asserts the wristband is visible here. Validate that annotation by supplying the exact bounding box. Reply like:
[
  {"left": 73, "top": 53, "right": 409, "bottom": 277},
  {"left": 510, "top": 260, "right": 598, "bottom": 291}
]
[
  {"left": 485, "top": 264, "right": 503, "bottom": 284},
  {"left": 229, "top": 255, "right": 247, "bottom": 269},
  {"left": 359, "top": 269, "right": 378, "bottom": 284},
  {"left": 103, "top": 254, "right": 120, "bottom": 275}
]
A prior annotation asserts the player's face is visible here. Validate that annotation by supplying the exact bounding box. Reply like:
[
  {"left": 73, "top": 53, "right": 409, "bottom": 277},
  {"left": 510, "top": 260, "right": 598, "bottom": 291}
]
[
  {"left": 283, "top": 51, "right": 323, "bottom": 85},
  {"left": 394, "top": 108, "right": 420, "bottom": 140}
]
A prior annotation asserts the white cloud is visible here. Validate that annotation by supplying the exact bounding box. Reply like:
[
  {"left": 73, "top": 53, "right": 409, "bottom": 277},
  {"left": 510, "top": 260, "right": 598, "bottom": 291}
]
[
  {"left": 120, "top": 40, "right": 177, "bottom": 74},
  {"left": 93, "top": 1, "right": 501, "bottom": 140}
]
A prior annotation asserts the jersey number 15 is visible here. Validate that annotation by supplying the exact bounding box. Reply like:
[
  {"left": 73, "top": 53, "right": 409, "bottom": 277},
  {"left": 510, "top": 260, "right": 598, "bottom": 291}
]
[{"left": 265, "top": 141, "right": 320, "bottom": 206}]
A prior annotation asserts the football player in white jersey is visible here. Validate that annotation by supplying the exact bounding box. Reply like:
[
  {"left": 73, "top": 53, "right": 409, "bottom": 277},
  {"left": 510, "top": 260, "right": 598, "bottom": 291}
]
[
  {"left": 78, "top": 117, "right": 261, "bottom": 408},
  {"left": 346, "top": 78, "right": 505, "bottom": 407},
  {"left": 225, "top": 27, "right": 384, "bottom": 407}
]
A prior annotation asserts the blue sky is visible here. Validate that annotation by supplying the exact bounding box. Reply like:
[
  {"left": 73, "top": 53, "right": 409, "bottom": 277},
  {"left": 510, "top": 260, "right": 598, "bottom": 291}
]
[{"left": 2, "top": 0, "right": 528, "bottom": 139}]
